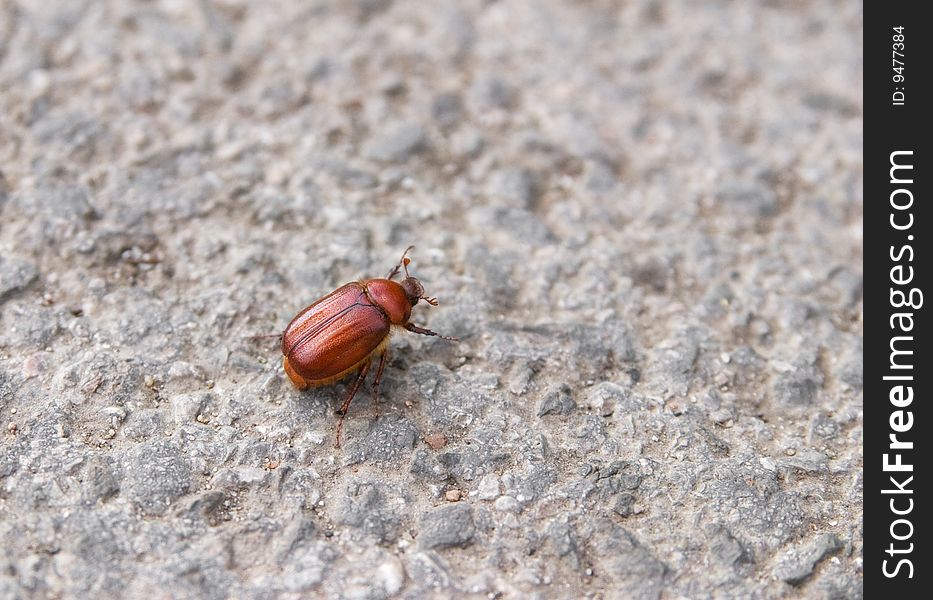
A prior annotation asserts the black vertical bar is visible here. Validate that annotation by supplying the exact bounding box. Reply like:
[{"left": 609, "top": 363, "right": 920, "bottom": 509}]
[{"left": 864, "top": 2, "right": 929, "bottom": 596}]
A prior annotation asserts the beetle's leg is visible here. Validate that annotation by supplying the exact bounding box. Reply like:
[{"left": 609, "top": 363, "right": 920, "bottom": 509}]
[
  {"left": 386, "top": 245, "right": 415, "bottom": 280},
  {"left": 335, "top": 360, "right": 372, "bottom": 448},
  {"left": 405, "top": 323, "right": 459, "bottom": 341},
  {"left": 371, "top": 351, "right": 388, "bottom": 418}
]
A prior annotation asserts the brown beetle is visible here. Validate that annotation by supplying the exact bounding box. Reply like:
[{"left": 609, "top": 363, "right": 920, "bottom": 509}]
[{"left": 282, "top": 246, "right": 456, "bottom": 446}]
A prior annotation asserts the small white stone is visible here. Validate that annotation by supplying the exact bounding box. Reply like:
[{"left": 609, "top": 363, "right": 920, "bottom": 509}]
[
  {"left": 375, "top": 557, "right": 405, "bottom": 596},
  {"left": 494, "top": 495, "right": 521, "bottom": 513},
  {"left": 477, "top": 474, "right": 500, "bottom": 500}
]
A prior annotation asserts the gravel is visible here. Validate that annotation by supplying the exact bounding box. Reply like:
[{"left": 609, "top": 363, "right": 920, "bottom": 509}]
[
  {"left": 418, "top": 504, "right": 476, "bottom": 550},
  {"left": 1, "top": 0, "right": 861, "bottom": 598}
]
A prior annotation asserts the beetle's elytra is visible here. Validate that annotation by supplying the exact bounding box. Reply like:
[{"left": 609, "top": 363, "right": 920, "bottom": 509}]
[{"left": 282, "top": 246, "right": 456, "bottom": 446}]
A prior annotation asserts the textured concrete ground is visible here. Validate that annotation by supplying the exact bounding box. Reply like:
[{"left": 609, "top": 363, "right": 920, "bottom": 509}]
[{"left": 0, "top": 1, "right": 862, "bottom": 598}]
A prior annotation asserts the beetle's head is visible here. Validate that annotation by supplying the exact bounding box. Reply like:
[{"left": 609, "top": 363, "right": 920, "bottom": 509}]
[
  {"left": 402, "top": 276, "right": 439, "bottom": 307},
  {"left": 402, "top": 277, "right": 424, "bottom": 305},
  {"left": 390, "top": 247, "right": 439, "bottom": 307}
]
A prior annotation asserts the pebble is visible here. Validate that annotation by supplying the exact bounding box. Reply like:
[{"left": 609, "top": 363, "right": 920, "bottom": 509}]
[
  {"left": 476, "top": 474, "right": 501, "bottom": 500},
  {"left": 0, "top": 257, "right": 39, "bottom": 302},
  {"left": 424, "top": 433, "right": 448, "bottom": 450},
  {"left": 364, "top": 123, "right": 428, "bottom": 163},
  {"left": 494, "top": 496, "right": 521, "bottom": 514},
  {"left": 418, "top": 504, "right": 475, "bottom": 550},
  {"left": 773, "top": 534, "right": 843, "bottom": 585}
]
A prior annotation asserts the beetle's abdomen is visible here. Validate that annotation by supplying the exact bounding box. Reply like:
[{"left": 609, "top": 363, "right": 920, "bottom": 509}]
[{"left": 282, "top": 282, "right": 390, "bottom": 383}]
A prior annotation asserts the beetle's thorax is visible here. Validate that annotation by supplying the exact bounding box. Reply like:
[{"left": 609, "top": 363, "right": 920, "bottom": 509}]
[{"left": 363, "top": 279, "right": 413, "bottom": 325}]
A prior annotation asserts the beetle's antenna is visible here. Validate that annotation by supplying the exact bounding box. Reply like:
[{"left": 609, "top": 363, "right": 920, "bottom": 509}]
[
  {"left": 421, "top": 295, "right": 438, "bottom": 306},
  {"left": 387, "top": 245, "right": 416, "bottom": 280}
]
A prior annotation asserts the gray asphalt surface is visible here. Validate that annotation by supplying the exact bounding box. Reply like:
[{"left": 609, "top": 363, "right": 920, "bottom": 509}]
[{"left": 0, "top": 1, "right": 862, "bottom": 598}]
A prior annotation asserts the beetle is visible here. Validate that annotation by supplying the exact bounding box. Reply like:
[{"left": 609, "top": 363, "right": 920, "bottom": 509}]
[{"left": 281, "top": 246, "right": 456, "bottom": 446}]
